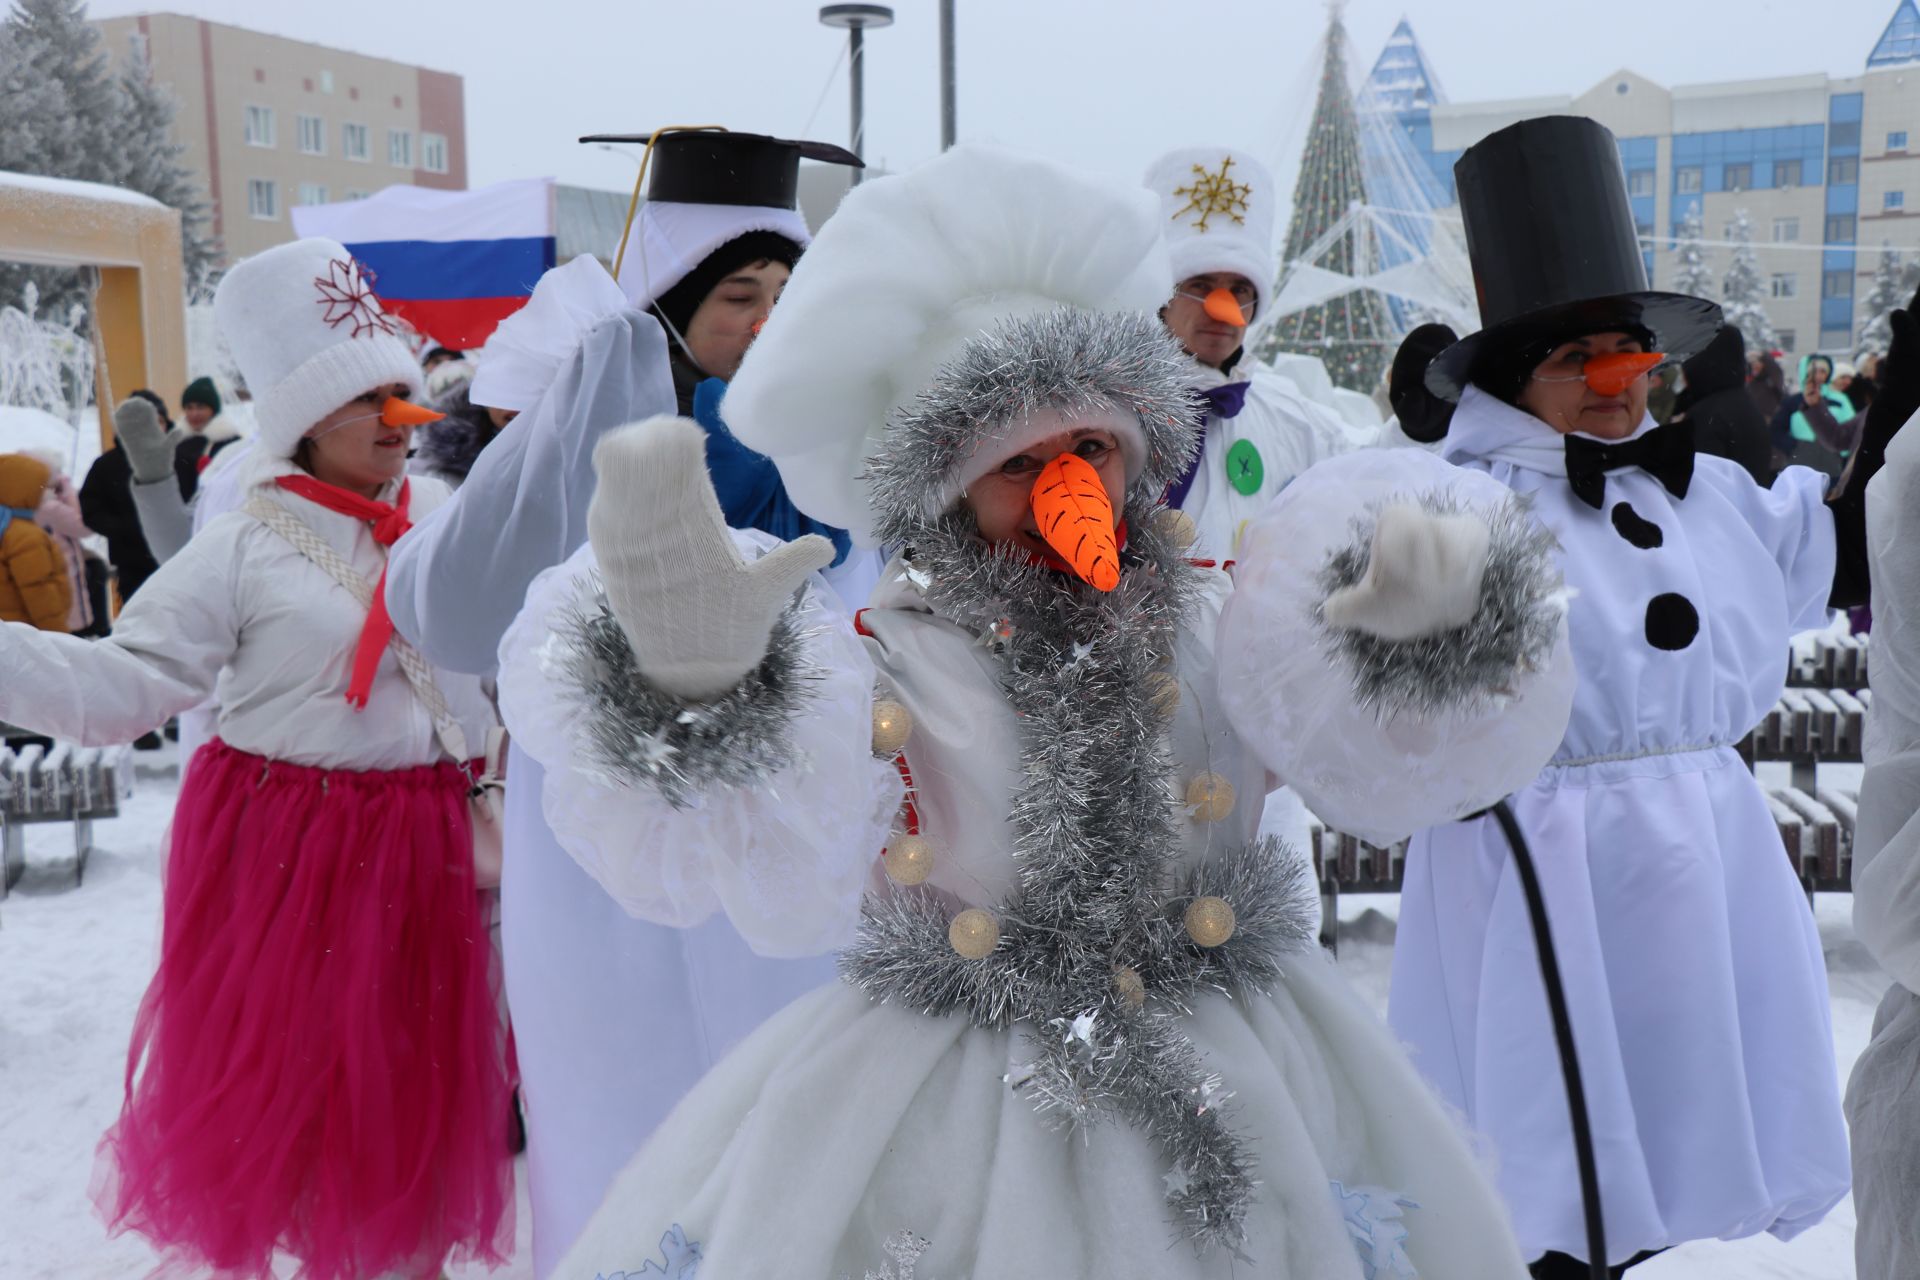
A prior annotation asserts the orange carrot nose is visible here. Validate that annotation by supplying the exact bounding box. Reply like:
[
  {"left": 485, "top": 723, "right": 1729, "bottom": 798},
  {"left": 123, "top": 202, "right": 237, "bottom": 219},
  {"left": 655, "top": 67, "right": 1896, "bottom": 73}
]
[
  {"left": 1202, "top": 287, "right": 1248, "bottom": 327},
  {"left": 380, "top": 396, "right": 444, "bottom": 427},
  {"left": 751, "top": 316, "right": 767, "bottom": 337},
  {"left": 1582, "top": 352, "right": 1666, "bottom": 397},
  {"left": 1030, "top": 451, "right": 1121, "bottom": 592}
]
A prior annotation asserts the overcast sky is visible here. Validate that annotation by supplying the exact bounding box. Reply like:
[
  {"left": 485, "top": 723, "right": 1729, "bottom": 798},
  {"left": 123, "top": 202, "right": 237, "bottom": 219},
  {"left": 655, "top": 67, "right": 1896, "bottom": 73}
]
[{"left": 88, "top": 0, "right": 1903, "bottom": 205}]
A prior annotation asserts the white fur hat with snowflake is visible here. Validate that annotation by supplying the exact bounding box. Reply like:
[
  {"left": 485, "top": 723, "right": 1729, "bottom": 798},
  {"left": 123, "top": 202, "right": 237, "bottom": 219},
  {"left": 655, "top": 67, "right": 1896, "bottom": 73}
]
[
  {"left": 1142, "top": 147, "right": 1279, "bottom": 327},
  {"left": 214, "top": 237, "right": 424, "bottom": 459},
  {"left": 724, "top": 144, "right": 1193, "bottom": 548}
]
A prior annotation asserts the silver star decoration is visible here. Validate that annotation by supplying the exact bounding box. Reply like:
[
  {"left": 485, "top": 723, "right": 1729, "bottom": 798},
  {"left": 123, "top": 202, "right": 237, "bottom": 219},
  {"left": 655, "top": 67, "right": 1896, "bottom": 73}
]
[
  {"left": 1163, "top": 1163, "right": 1195, "bottom": 1197},
  {"left": 1066, "top": 639, "right": 1096, "bottom": 667},
  {"left": 1050, "top": 1009, "right": 1099, "bottom": 1049},
  {"left": 632, "top": 727, "right": 679, "bottom": 772}
]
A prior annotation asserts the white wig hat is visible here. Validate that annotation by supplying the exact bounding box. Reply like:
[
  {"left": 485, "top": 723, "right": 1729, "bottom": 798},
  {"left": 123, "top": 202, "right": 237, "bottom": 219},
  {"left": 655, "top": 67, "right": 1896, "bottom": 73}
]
[
  {"left": 214, "top": 238, "right": 423, "bottom": 459},
  {"left": 1142, "top": 146, "right": 1279, "bottom": 326},
  {"left": 725, "top": 144, "right": 1197, "bottom": 548}
]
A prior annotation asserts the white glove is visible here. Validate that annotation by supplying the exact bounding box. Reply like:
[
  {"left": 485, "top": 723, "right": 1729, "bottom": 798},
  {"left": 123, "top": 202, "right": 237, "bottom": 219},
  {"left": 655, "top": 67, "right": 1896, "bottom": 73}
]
[
  {"left": 113, "top": 396, "right": 189, "bottom": 486},
  {"left": 587, "top": 417, "right": 835, "bottom": 701},
  {"left": 1322, "top": 503, "right": 1490, "bottom": 641}
]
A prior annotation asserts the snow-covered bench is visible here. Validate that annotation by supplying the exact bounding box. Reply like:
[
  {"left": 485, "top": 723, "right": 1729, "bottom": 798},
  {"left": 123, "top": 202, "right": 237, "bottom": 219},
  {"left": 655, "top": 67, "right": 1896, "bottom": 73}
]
[
  {"left": 0, "top": 738, "right": 134, "bottom": 898},
  {"left": 1788, "top": 633, "right": 1868, "bottom": 691}
]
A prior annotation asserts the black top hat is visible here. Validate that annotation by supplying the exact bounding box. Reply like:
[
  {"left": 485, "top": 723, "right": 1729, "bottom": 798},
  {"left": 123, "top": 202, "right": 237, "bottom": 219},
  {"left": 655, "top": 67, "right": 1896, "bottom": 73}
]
[
  {"left": 578, "top": 129, "right": 862, "bottom": 211},
  {"left": 1425, "top": 115, "right": 1722, "bottom": 402}
]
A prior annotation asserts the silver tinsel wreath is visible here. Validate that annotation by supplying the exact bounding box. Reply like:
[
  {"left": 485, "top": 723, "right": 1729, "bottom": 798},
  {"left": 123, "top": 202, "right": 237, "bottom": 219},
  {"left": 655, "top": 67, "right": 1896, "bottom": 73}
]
[
  {"left": 1316, "top": 492, "right": 1565, "bottom": 720},
  {"left": 549, "top": 579, "right": 823, "bottom": 809}
]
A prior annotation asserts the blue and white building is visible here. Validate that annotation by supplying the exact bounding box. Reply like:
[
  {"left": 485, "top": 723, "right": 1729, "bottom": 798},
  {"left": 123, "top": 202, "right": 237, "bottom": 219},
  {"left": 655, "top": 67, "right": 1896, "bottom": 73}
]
[{"left": 1366, "top": 1, "right": 1920, "bottom": 354}]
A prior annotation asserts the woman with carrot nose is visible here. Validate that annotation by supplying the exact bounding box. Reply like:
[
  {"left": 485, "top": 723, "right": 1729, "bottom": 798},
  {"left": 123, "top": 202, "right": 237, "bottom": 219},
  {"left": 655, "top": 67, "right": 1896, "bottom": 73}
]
[
  {"left": 0, "top": 238, "right": 513, "bottom": 1280},
  {"left": 497, "top": 145, "right": 1583, "bottom": 1278},
  {"left": 1389, "top": 117, "right": 1889, "bottom": 1278}
]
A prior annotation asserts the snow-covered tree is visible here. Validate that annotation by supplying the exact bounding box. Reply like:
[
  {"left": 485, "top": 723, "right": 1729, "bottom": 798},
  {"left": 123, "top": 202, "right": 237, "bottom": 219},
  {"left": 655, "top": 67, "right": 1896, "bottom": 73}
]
[
  {"left": 0, "top": 0, "right": 220, "bottom": 318},
  {"left": 1670, "top": 202, "right": 1715, "bottom": 302},
  {"left": 1718, "top": 208, "right": 1778, "bottom": 356},
  {"left": 1856, "top": 243, "right": 1920, "bottom": 362}
]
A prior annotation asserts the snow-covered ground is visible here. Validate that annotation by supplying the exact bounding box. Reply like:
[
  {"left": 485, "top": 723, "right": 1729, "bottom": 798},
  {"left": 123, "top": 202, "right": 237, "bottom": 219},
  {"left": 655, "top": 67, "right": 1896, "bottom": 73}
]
[{"left": 0, "top": 751, "right": 1888, "bottom": 1279}]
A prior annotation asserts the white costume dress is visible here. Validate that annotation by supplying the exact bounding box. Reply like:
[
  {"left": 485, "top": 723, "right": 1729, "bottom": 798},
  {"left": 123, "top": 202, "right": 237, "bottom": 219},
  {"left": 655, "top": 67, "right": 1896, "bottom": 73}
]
[
  {"left": 1174, "top": 357, "right": 1355, "bottom": 855},
  {"left": 1389, "top": 387, "right": 1851, "bottom": 1264},
  {"left": 384, "top": 278, "right": 839, "bottom": 1276},
  {"left": 501, "top": 443, "right": 1576, "bottom": 1280},
  {"left": 1176, "top": 360, "right": 1353, "bottom": 564},
  {"left": 1847, "top": 413, "right": 1920, "bottom": 1278}
]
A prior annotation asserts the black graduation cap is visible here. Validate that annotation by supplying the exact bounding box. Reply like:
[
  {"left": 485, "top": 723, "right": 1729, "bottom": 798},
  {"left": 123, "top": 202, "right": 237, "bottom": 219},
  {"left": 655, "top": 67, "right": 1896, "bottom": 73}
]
[
  {"left": 578, "top": 129, "right": 863, "bottom": 210},
  {"left": 1425, "top": 115, "right": 1722, "bottom": 403}
]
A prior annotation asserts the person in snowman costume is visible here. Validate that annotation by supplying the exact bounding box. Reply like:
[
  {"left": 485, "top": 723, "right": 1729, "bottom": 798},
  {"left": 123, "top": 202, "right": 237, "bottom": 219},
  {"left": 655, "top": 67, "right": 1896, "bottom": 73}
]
[
  {"left": 1142, "top": 146, "right": 1356, "bottom": 563},
  {"left": 1389, "top": 115, "right": 1891, "bottom": 1278},
  {"left": 383, "top": 128, "right": 865, "bottom": 1278},
  {"left": 497, "top": 144, "right": 1582, "bottom": 1279}
]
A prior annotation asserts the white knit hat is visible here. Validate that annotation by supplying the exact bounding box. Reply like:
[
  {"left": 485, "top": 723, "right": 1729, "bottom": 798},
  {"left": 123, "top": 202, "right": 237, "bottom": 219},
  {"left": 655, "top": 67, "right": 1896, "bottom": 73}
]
[
  {"left": 214, "top": 238, "right": 424, "bottom": 458},
  {"left": 725, "top": 145, "right": 1183, "bottom": 547},
  {"left": 1142, "top": 147, "right": 1279, "bottom": 326}
]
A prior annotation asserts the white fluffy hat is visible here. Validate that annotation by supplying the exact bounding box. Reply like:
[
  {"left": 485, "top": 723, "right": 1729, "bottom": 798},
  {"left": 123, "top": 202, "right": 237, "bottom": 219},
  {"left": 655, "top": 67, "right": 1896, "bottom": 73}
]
[
  {"left": 214, "top": 238, "right": 423, "bottom": 459},
  {"left": 1142, "top": 147, "right": 1279, "bottom": 326},
  {"left": 615, "top": 200, "right": 810, "bottom": 308},
  {"left": 725, "top": 145, "right": 1183, "bottom": 547}
]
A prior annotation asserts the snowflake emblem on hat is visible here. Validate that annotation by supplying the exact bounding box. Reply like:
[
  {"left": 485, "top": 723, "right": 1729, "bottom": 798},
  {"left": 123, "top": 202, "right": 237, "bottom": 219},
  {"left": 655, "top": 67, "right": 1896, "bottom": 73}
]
[
  {"left": 314, "top": 256, "right": 396, "bottom": 338},
  {"left": 1171, "top": 156, "right": 1252, "bottom": 233}
]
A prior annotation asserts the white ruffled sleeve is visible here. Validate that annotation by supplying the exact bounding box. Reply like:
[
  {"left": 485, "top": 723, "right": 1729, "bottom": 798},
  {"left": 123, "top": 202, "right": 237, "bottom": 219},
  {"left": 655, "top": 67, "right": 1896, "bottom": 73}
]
[
  {"left": 496, "top": 535, "right": 904, "bottom": 959},
  {"left": 1217, "top": 447, "right": 1576, "bottom": 847}
]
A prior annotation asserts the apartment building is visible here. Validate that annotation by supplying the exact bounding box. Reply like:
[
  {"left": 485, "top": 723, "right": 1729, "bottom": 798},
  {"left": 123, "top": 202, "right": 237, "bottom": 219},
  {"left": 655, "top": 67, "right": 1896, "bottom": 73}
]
[{"left": 90, "top": 13, "right": 467, "bottom": 264}]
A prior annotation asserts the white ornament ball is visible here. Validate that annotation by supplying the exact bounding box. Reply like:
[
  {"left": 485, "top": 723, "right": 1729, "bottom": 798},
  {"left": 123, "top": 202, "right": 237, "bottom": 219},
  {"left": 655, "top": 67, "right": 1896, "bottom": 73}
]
[
  {"left": 1155, "top": 508, "right": 1199, "bottom": 552},
  {"left": 871, "top": 699, "right": 914, "bottom": 757},
  {"left": 948, "top": 908, "right": 1001, "bottom": 960},
  {"left": 1185, "top": 772, "right": 1235, "bottom": 823},
  {"left": 885, "top": 834, "right": 935, "bottom": 887},
  {"left": 1184, "top": 896, "right": 1237, "bottom": 949}
]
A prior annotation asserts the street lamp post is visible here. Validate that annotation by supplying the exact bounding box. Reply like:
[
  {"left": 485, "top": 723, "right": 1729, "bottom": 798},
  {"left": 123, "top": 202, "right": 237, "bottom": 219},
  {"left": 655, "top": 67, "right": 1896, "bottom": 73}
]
[{"left": 818, "top": 3, "right": 893, "bottom": 185}]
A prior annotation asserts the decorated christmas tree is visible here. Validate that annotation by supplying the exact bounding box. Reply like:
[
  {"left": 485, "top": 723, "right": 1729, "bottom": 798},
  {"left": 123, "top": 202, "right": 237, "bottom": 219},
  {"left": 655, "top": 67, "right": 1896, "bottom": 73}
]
[
  {"left": 1671, "top": 202, "right": 1715, "bottom": 302},
  {"left": 1857, "top": 242, "right": 1920, "bottom": 361},
  {"left": 1258, "top": 4, "right": 1395, "bottom": 393},
  {"left": 1718, "top": 208, "right": 1778, "bottom": 356}
]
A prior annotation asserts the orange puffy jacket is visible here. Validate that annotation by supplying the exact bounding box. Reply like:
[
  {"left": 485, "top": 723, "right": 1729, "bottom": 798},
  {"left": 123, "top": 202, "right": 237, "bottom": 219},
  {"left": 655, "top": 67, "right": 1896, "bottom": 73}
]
[{"left": 0, "top": 453, "right": 73, "bottom": 632}]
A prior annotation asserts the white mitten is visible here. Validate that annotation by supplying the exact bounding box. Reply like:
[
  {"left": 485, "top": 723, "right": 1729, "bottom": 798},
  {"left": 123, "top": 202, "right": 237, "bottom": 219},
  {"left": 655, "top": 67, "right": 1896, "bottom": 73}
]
[
  {"left": 1322, "top": 503, "right": 1490, "bottom": 641},
  {"left": 113, "top": 396, "right": 189, "bottom": 486},
  {"left": 588, "top": 417, "right": 836, "bottom": 701}
]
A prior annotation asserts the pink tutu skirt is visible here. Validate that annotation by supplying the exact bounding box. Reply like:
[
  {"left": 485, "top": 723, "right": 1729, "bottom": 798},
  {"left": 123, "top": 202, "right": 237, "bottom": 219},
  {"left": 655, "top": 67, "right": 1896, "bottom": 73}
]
[{"left": 94, "top": 740, "right": 514, "bottom": 1279}]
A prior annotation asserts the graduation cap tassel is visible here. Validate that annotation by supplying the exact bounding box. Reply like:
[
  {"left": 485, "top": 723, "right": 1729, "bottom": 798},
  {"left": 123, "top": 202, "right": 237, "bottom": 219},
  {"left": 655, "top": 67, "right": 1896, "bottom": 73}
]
[{"left": 608, "top": 125, "right": 729, "bottom": 287}]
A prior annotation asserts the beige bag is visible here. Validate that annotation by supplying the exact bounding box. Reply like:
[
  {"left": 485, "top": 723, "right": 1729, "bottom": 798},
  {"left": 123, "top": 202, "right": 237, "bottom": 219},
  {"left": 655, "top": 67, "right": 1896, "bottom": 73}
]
[{"left": 246, "top": 495, "right": 506, "bottom": 889}]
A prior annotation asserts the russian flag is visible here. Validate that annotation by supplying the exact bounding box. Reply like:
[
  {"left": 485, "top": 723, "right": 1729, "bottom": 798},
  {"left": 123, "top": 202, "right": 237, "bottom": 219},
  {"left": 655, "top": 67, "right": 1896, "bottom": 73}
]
[{"left": 291, "top": 177, "right": 555, "bottom": 350}]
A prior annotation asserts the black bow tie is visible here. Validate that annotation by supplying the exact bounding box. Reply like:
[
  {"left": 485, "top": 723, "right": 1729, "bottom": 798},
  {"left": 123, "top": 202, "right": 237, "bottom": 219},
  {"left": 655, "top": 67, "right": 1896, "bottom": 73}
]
[{"left": 1563, "top": 420, "right": 1696, "bottom": 510}]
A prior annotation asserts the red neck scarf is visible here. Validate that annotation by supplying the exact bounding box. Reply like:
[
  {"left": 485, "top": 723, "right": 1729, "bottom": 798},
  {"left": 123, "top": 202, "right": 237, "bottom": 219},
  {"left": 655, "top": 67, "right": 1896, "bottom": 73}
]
[{"left": 275, "top": 473, "right": 412, "bottom": 710}]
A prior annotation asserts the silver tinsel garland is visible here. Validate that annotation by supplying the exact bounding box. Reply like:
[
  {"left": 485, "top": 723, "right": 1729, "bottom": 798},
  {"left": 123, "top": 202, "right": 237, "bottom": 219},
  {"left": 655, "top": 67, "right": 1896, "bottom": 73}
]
[
  {"left": 550, "top": 578, "right": 823, "bottom": 809},
  {"left": 841, "top": 486, "right": 1319, "bottom": 1254},
  {"left": 1317, "top": 492, "right": 1565, "bottom": 720}
]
